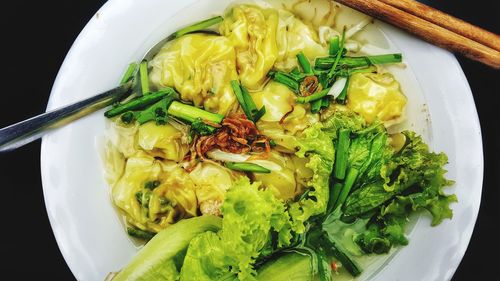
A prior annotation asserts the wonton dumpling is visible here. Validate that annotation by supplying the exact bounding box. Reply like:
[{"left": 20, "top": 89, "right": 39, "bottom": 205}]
[
  {"left": 284, "top": 0, "right": 338, "bottom": 29},
  {"left": 275, "top": 10, "right": 329, "bottom": 70},
  {"left": 347, "top": 72, "right": 407, "bottom": 124},
  {"left": 137, "top": 122, "right": 189, "bottom": 162},
  {"left": 188, "top": 162, "right": 242, "bottom": 216},
  {"left": 252, "top": 82, "right": 294, "bottom": 122},
  {"left": 220, "top": 5, "right": 279, "bottom": 90},
  {"left": 252, "top": 152, "right": 297, "bottom": 200},
  {"left": 112, "top": 153, "right": 198, "bottom": 232},
  {"left": 149, "top": 34, "right": 238, "bottom": 115}
]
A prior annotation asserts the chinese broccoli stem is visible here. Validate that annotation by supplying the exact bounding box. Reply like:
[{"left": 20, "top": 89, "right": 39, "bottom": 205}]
[
  {"left": 167, "top": 101, "right": 224, "bottom": 124},
  {"left": 328, "top": 182, "right": 344, "bottom": 214},
  {"left": 315, "top": 54, "right": 403, "bottom": 70},
  {"left": 325, "top": 238, "right": 362, "bottom": 276},
  {"left": 334, "top": 129, "right": 351, "bottom": 180},
  {"left": 104, "top": 88, "right": 175, "bottom": 118}
]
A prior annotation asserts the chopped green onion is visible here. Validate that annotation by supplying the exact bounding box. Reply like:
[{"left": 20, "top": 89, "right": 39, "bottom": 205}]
[
  {"left": 315, "top": 54, "right": 403, "bottom": 70},
  {"left": 127, "top": 227, "right": 155, "bottom": 240},
  {"left": 139, "top": 60, "right": 150, "bottom": 95},
  {"left": 191, "top": 117, "right": 218, "bottom": 136},
  {"left": 328, "top": 182, "right": 344, "bottom": 214},
  {"left": 170, "top": 16, "right": 224, "bottom": 40},
  {"left": 297, "top": 52, "right": 313, "bottom": 75},
  {"left": 144, "top": 180, "right": 161, "bottom": 190},
  {"left": 334, "top": 129, "right": 351, "bottom": 180},
  {"left": 120, "top": 63, "right": 138, "bottom": 85},
  {"left": 136, "top": 96, "right": 174, "bottom": 125},
  {"left": 120, "top": 112, "right": 135, "bottom": 124},
  {"left": 231, "top": 80, "right": 253, "bottom": 120},
  {"left": 231, "top": 81, "right": 266, "bottom": 122},
  {"left": 225, "top": 162, "right": 271, "bottom": 173},
  {"left": 269, "top": 139, "right": 277, "bottom": 147},
  {"left": 329, "top": 36, "right": 340, "bottom": 56},
  {"left": 327, "top": 28, "right": 347, "bottom": 79},
  {"left": 296, "top": 88, "right": 331, "bottom": 104},
  {"left": 336, "top": 76, "right": 350, "bottom": 104},
  {"left": 167, "top": 101, "right": 224, "bottom": 124},
  {"left": 334, "top": 167, "right": 359, "bottom": 210},
  {"left": 104, "top": 88, "right": 176, "bottom": 118},
  {"left": 311, "top": 99, "right": 322, "bottom": 114},
  {"left": 321, "top": 97, "right": 330, "bottom": 109},
  {"left": 268, "top": 71, "right": 300, "bottom": 92}
]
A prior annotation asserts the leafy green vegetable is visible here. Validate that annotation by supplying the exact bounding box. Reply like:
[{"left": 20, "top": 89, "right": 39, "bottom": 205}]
[
  {"left": 256, "top": 252, "right": 311, "bottom": 281},
  {"left": 113, "top": 215, "right": 222, "bottom": 281},
  {"left": 288, "top": 122, "right": 335, "bottom": 233},
  {"left": 180, "top": 178, "right": 292, "bottom": 280}
]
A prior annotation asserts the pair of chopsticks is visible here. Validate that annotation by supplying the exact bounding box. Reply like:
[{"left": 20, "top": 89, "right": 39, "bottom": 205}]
[{"left": 335, "top": 0, "right": 500, "bottom": 68}]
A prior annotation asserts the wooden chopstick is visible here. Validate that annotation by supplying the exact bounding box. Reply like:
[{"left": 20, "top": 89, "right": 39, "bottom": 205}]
[
  {"left": 377, "top": 0, "right": 500, "bottom": 52},
  {"left": 334, "top": 0, "right": 500, "bottom": 68}
]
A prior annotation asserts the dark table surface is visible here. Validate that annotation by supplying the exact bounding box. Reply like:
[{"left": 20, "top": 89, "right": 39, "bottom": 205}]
[{"left": 0, "top": 0, "right": 497, "bottom": 280}]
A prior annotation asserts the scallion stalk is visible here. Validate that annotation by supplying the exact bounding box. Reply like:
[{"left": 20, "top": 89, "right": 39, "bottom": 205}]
[
  {"left": 104, "top": 88, "right": 175, "bottom": 118},
  {"left": 311, "top": 100, "right": 323, "bottom": 113},
  {"left": 169, "top": 16, "right": 224, "bottom": 40},
  {"left": 333, "top": 167, "right": 359, "bottom": 210},
  {"left": 296, "top": 88, "right": 331, "bottom": 104},
  {"left": 334, "top": 129, "right": 351, "bottom": 180},
  {"left": 167, "top": 101, "right": 224, "bottom": 123},
  {"left": 139, "top": 60, "right": 150, "bottom": 95},
  {"left": 268, "top": 71, "right": 300, "bottom": 92},
  {"left": 120, "top": 62, "right": 138, "bottom": 85},
  {"left": 225, "top": 162, "right": 271, "bottom": 173},
  {"left": 329, "top": 36, "right": 340, "bottom": 56},
  {"left": 315, "top": 54, "right": 402, "bottom": 70},
  {"left": 297, "top": 52, "right": 313, "bottom": 75},
  {"left": 336, "top": 76, "right": 350, "bottom": 104}
]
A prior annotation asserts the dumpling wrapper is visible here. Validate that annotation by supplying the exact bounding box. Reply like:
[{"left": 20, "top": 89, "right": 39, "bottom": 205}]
[
  {"left": 149, "top": 34, "right": 238, "bottom": 115},
  {"left": 347, "top": 72, "right": 407, "bottom": 124}
]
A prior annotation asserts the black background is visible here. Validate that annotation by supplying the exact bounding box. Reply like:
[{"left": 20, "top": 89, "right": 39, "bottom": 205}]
[{"left": 0, "top": 0, "right": 497, "bottom": 280}]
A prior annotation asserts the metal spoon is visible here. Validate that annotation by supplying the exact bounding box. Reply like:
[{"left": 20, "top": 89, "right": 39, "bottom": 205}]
[{"left": 0, "top": 16, "right": 223, "bottom": 152}]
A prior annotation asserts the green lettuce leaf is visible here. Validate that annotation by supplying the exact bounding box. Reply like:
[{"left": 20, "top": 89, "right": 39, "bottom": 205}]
[
  {"left": 346, "top": 131, "right": 455, "bottom": 253},
  {"left": 180, "top": 177, "right": 292, "bottom": 281},
  {"left": 288, "top": 122, "right": 335, "bottom": 233}
]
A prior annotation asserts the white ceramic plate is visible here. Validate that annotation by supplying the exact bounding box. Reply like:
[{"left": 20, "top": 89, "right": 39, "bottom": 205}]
[{"left": 40, "top": 0, "right": 483, "bottom": 280}]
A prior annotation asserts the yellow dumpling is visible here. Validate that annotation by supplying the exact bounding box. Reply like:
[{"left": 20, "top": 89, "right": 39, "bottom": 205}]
[
  {"left": 347, "top": 72, "right": 407, "bottom": 124},
  {"left": 252, "top": 152, "right": 297, "bottom": 200},
  {"left": 252, "top": 82, "right": 294, "bottom": 122},
  {"left": 137, "top": 122, "right": 189, "bottom": 162},
  {"left": 220, "top": 4, "right": 279, "bottom": 90},
  {"left": 111, "top": 153, "right": 198, "bottom": 233},
  {"left": 275, "top": 10, "right": 329, "bottom": 70},
  {"left": 188, "top": 162, "right": 241, "bottom": 216},
  {"left": 149, "top": 34, "right": 238, "bottom": 115}
]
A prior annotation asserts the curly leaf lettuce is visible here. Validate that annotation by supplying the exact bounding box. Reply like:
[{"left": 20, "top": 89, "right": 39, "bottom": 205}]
[
  {"left": 347, "top": 131, "right": 456, "bottom": 253},
  {"left": 288, "top": 122, "right": 335, "bottom": 233},
  {"left": 180, "top": 177, "right": 292, "bottom": 281}
]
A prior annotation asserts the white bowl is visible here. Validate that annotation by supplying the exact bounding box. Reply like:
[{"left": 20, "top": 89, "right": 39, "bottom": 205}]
[{"left": 40, "top": 0, "right": 483, "bottom": 280}]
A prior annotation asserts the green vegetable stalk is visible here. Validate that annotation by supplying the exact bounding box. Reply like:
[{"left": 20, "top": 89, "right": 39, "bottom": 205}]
[
  {"left": 315, "top": 54, "right": 403, "bottom": 70},
  {"left": 139, "top": 60, "right": 150, "bottom": 95},
  {"left": 168, "top": 16, "right": 224, "bottom": 40},
  {"left": 167, "top": 101, "right": 224, "bottom": 124},
  {"left": 225, "top": 162, "right": 271, "bottom": 173},
  {"left": 104, "top": 88, "right": 176, "bottom": 118}
]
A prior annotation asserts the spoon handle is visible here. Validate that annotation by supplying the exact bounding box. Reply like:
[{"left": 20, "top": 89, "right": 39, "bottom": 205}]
[{"left": 0, "top": 81, "right": 132, "bottom": 152}]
